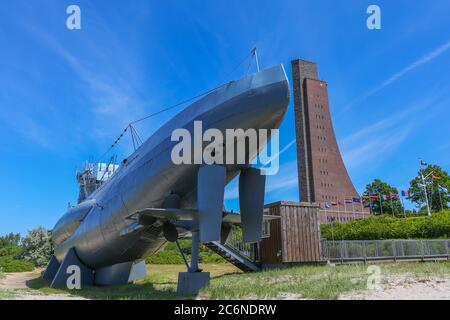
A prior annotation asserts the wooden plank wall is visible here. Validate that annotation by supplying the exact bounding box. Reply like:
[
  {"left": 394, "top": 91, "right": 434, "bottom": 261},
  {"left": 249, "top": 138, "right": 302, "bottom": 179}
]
[
  {"left": 261, "top": 201, "right": 322, "bottom": 263},
  {"left": 259, "top": 204, "right": 282, "bottom": 262},
  {"left": 281, "top": 202, "right": 322, "bottom": 262}
]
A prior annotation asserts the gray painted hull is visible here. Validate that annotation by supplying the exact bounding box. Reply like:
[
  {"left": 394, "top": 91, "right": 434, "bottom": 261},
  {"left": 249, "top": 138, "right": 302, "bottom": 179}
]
[{"left": 53, "top": 65, "right": 290, "bottom": 269}]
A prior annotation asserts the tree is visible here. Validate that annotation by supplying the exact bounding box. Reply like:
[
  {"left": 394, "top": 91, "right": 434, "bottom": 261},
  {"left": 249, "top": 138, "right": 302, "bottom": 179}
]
[
  {"left": 363, "top": 179, "right": 403, "bottom": 216},
  {"left": 409, "top": 164, "right": 449, "bottom": 212},
  {"left": 19, "top": 227, "right": 53, "bottom": 267},
  {"left": 0, "top": 233, "right": 21, "bottom": 248}
]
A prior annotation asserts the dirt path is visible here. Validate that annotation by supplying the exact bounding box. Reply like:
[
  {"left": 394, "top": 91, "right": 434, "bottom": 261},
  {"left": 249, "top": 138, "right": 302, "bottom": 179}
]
[
  {"left": 340, "top": 275, "right": 450, "bottom": 300},
  {"left": 0, "top": 271, "right": 36, "bottom": 290},
  {"left": 0, "top": 272, "right": 87, "bottom": 300}
]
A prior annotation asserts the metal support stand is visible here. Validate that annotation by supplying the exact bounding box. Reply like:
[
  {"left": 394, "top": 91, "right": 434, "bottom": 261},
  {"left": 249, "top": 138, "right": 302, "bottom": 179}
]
[
  {"left": 50, "top": 248, "right": 94, "bottom": 288},
  {"left": 42, "top": 255, "right": 60, "bottom": 281},
  {"left": 189, "top": 231, "right": 200, "bottom": 272},
  {"left": 175, "top": 239, "right": 190, "bottom": 271},
  {"left": 176, "top": 230, "right": 210, "bottom": 296}
]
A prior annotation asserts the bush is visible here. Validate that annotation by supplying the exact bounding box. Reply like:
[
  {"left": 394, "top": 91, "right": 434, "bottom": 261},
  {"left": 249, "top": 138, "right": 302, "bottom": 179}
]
[
  {"left": 146, "top": 250, "right": 187, "bottom": 264},
  {"left": 199, "top": 251, "right": 226, "bottom": 264},
  {"left": 321, "top": 211, "right": 450, "bottom": 240},
  {"left": 0, "top": 245, "right": 23, "bottom": 258},
  {"left": 146, "top": 240, "right": 226, "bottom": 264},
  {"left": 0, "top": 256, "right": 34, "bottom": 272},
  {"left": 19, "top": 227, "right": 53, "bottom": 267},
  {"left": 0, "top": 233, "right": 21, "bottom": 248}
]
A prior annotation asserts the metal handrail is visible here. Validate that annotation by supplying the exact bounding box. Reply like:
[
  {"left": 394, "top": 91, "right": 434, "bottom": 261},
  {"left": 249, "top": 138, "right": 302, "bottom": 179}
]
[
  {"left": 322, "top": 239, "right": 450, "bottom": 262},
  {"left": 224, "top": 228, "right": 258, "bottom": 262}
]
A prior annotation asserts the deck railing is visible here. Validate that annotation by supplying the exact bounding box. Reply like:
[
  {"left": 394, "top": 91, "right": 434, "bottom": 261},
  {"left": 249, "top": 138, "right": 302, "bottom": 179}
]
[
  {"left": 322, "top": 239, "right": 450, "bottom": 263},
  {"left": 224, "top": 228, "right": 259, "bottom": 262}
]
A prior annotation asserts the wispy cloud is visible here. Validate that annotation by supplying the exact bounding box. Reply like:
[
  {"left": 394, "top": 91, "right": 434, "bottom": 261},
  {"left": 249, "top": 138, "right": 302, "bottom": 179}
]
[
  {"left": 261, "top": 138, "right": 296, "bottom": 166},
  {"left": 0, "top": 17, "right": 164, "bottom": 161},
  {"left": 225, "top": 160, "right": 299, "bottom": 201},
  {"left": 345, "top": 40, "right": 450, "bottom": 110},
  {"left": 341, "top": 92, "right": 449, "bottom": 170},
  {"left": 31, "top": 28, "right": 146, "bottom": 129}
]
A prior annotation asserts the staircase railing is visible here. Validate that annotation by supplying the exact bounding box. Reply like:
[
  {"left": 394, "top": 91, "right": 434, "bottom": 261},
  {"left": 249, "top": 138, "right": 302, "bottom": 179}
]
[{"left": 224, "top": 227, "right": 259, "bottom": 262}]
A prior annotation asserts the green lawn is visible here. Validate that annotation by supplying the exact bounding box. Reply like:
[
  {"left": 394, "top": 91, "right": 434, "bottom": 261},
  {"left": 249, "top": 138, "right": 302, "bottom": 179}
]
[
  {"left": 11, "top": 260, "right": 450, "bottom": 300},
  {"left": 27, "top": 264, "right": 241, "bottom": 300},
  {"left": 201, "top": 260, "right": 450, "bottom": 299},
  {"left": 0, "top": 289, "right": 16, "bottom": 299}
]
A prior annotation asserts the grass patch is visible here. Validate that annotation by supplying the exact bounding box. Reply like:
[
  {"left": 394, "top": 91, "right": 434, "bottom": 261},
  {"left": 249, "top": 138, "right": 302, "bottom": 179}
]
[
  {"left": 375, "top": 260, "right": 450, "bottom": 277},
  {"left": 201, "top": 264, "right": 369, "bottom": 300},
  {"left": 0, "top": 289, "right": 17, "bottom": 299},
  {"left": 28, "top": 264, "right": 240, "bottom": 300},
  {"left": 15, "top": 261, "right": 450, "bottom": 300}
]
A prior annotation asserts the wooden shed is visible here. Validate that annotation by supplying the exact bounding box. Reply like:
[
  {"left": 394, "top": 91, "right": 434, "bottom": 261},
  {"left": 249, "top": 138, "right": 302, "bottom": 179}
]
[{"left": 259, "top": 201, "right": 322, "bottom": 265}]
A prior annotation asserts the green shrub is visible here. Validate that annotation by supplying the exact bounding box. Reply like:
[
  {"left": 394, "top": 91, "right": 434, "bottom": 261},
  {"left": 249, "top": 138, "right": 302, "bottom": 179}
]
[
  {"left": 321, "top": 211, "right": 450, "bottom": 240},
  {"left": 146, "top": 239, "right": 226, "bottom": 264},
  {"left": 0, "top": 245, "right": 23, "bottom": 258},
  {"left": 164, "top": 239, "right": 192, "bottom": 255},
  {"left": 19, "top": 227, "right": 53, "bottom": 267},
  {"left": 199, "top": 251, "right": 226, "bottom": 263},
  {"left": 0, "top": 256, "right": 34, "bottom": 272},
  {"left": 0, "top": 233, "right": 21, "bottom": 248},
  {"left": 146, "top": 250, "right": 187, "bottom": 264}
]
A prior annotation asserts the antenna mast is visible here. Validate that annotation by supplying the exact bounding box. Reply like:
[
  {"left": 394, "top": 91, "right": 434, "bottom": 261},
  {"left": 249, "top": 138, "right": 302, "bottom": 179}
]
[{"left": 252, "top": 48, "right": 260, "bottom": 72}]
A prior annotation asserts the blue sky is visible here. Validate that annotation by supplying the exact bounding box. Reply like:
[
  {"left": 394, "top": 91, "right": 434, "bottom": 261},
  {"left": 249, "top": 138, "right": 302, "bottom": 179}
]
[{"left": 1, "top": 0, "right": 449, "bottom": 235}]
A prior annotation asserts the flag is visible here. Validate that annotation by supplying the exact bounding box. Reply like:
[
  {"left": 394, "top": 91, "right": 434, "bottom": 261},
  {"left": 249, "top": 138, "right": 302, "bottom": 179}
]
[
  {"left": 352, "top": 197, "right": 361, "bottom": 203},
  {"left": 324, "top": 203, "right": 331, "bottom": 209},
  {"left": 362, "top": 195, "right": 369, "bottom": 199},
  {"left": 432, "top": 174, "right": 441, "bottom": 180},
  {"left": 344, "top": 198, "right": 353, "bottom": 204},
  {"left": 401, "top": 190, "right": 407, "bottom": 197},
  {"left": 381, "top": 195, "right": 390, "bottom": 201},
  {"left": 391, "top": 193, "right": 399, "bottom": 199},
  {"left": 438, "top": 185, "right": 448, "bottom": 193},
  {"left": 331, "top": 202, "right": 338, "bottom": 206},
  {"left": 420, "top": 160, "right": 427, "bottom": 166},
  {"left": 370, "top": 194, "right": 379, "bottom": 199}
]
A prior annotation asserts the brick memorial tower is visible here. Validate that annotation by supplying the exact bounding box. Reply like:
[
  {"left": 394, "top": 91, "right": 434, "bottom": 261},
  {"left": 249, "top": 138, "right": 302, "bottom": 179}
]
[{"left": 291, "top": 59, "right": 370, "bottom": 223}]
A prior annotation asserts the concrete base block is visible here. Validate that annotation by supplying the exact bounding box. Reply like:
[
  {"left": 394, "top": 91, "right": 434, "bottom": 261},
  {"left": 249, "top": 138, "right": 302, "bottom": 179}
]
[
  {"left": 42, "top": 255, "right": 60, "bottom": 281},
  {"left": 128, "top": 260, "right": 147, "bottom": 282},
  {"left": 176, "top": 272, "right": 210, "bottom": 296},
  {"left": 50, "top": 248, "right": 94, "bottom": 288},
  {"left": 95, "top": 260, "right": 147, "bottom": 286}
]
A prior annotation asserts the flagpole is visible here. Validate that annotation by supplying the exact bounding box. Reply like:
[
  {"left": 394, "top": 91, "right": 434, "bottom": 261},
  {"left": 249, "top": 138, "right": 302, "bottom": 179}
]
[
  {"left": 360, "top": 197, "right": 363, "bottom": 212},
  {"left": 400, "top": 193, "right": 406, "bottom": 217},
  {"left": 379, "top": 195, "right": 383, "bottom": 215},
  {"left": 438, "top": 187, "right": 443, "bottom": 212},
  {"left": 390, "top": 196, "right": 394, "bottom": 217},
  {"left": 419, "top": 162, "right": 432, "bottom": 216}
]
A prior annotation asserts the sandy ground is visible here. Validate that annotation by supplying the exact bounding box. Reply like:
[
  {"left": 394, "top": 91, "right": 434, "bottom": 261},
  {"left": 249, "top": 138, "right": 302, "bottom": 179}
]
[
  {"left": 340, "top": 275, "right": 450, "bottom": 300},
  {"left": 1, "top": 271, "right": 449, "bottom": 300},
  {"left": 0, "top": 272, "right": 87, "bottom": 300}
]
